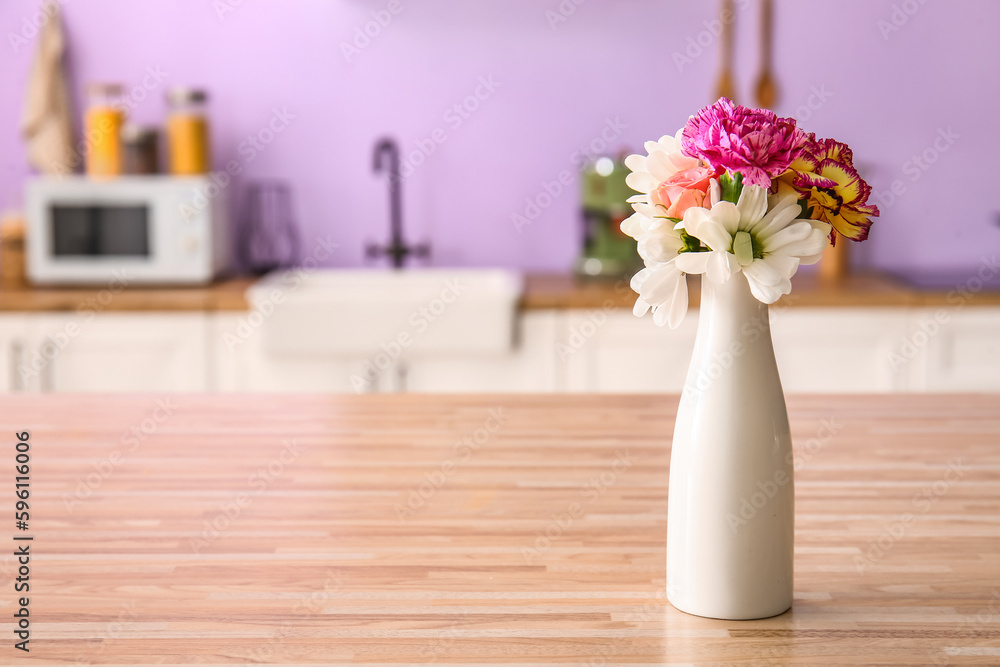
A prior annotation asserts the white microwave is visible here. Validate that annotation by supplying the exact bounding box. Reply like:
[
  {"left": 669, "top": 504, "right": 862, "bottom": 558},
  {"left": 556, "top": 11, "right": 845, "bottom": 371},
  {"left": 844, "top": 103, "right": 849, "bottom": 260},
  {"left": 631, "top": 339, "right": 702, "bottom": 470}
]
[{"left": 25, "top": 176, "right": 228, "bottom": 285}]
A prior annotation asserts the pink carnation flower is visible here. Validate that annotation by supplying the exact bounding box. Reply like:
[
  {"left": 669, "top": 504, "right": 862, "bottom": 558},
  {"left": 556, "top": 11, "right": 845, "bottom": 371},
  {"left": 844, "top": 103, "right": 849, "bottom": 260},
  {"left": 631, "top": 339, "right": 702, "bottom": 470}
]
[{"left": 681, "top": 98, "right": 807, "bottom": 188}]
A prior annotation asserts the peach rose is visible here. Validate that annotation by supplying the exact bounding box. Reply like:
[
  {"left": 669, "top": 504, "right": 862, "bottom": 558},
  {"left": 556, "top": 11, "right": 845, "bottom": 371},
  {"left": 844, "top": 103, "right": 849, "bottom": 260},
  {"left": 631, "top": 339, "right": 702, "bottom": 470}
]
[{"left": 649, "top": 166, "right": 720, "bottom": 218}]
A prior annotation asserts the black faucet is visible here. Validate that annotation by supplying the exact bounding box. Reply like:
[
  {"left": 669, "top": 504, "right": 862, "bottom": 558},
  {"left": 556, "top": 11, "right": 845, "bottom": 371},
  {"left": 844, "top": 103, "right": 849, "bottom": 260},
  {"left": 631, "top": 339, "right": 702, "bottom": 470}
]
[{"left": 368, "top": 137, "right": 430, "bottom": 269}]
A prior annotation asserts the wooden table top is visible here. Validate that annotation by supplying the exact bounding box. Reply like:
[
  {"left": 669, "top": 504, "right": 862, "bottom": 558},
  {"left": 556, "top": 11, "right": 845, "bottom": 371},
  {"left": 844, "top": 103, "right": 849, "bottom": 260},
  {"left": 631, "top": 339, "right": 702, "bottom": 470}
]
[
  {"left": 2, "top": 393, "right": 999, "bottom": 665},
  {"left": 2, "top": 271, "right": 999, "bottom": 313}
]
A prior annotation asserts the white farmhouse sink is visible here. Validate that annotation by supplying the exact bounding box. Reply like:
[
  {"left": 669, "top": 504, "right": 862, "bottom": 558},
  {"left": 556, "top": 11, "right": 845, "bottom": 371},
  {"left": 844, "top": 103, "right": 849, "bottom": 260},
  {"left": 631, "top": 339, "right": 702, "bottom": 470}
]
[{"left": 246, "top": 268, "right": 523, "bottom": 356}]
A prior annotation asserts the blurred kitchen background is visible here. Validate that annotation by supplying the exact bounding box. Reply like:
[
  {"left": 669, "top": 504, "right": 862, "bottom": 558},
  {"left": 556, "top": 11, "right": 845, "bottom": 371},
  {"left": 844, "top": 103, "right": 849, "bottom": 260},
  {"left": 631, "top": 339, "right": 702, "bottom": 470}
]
[{"left": 0, "top": 0, "right": 997, "bottom": 394}]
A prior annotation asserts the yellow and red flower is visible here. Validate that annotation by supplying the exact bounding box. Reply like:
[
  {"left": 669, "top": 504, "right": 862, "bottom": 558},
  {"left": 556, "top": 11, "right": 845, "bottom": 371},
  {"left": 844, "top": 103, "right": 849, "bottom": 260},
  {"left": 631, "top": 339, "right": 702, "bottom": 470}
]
[{"left": 774, "top": 136, "right": 879, "bottom": 243}]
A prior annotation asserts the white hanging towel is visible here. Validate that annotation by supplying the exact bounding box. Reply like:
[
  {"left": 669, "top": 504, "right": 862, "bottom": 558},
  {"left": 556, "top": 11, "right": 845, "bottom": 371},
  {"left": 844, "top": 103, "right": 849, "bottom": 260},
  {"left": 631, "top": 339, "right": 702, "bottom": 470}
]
[{"left": 20, "top": 3, "right": 75, "bottom": 175}]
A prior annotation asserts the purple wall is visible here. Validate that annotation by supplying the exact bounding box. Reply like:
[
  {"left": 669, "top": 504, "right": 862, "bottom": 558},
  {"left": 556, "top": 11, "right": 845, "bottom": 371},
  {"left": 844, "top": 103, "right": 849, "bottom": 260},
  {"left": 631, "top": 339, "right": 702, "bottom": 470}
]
[{"left": 2, "top": 0, "right": 998, "bottom": 274}]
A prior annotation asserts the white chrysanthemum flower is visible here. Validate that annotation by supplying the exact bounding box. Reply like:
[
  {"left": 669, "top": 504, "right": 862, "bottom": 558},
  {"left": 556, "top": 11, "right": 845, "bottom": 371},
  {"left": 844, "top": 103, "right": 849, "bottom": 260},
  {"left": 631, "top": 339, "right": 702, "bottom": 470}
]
[
  {"left": 623, "top": 131, "right": 699, "bottom": 196},
  {"left": 621, "top": 131, "right": 720, "bottom": 260},
  {"left": 620, "top": 130, "right": 702, "bottom": 265},
  {"left": 622, "top": 215, "right": 685, "bottom": 265},
  {"left": 630, "top": 259, "right": 688, "bottom": 329},
  {"left": 623, "top": 217, "right": 692, "bottom": 328},
  {"left": 680, "top": 185, "right": 830, "bottom": 304},
  {"left": 621, "top": 131, "right": 719, "bottom": 329}
]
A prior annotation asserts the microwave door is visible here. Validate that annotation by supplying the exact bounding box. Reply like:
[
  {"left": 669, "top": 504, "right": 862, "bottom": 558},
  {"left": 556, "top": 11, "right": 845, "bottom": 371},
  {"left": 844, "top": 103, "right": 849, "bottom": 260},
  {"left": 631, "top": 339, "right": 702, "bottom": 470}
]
[{"left": 51, "top": 204, "right": 150, "bottom": 257}]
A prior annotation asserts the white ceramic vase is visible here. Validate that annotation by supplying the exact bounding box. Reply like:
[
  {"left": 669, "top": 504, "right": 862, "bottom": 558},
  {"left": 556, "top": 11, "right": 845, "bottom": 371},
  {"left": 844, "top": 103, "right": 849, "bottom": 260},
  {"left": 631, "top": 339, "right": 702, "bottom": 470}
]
[{"left": 666, "top": 274, "right": 794, "bottom": 620}]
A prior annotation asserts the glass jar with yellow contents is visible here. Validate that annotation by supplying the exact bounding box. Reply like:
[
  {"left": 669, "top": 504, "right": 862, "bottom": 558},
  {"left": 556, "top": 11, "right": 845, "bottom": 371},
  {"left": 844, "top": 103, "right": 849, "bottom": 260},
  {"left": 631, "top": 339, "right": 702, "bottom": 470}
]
[
  {"left": 85, "top": 83, "right": 125, "bottom": 177},
  {"left": 166, "top": 88, "right": 210, "bottom": 175}
]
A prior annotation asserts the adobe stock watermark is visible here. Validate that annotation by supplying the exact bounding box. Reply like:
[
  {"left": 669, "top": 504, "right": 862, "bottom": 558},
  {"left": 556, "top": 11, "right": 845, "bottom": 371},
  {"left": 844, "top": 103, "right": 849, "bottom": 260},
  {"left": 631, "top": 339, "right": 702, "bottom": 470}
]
[
  {"left": 545, "top": 0, "right": 588, "bottom": 31},
  {"left": 242, "top": 569, "right": 344, "bottom": 665},
  {"left": 213, "top": 0, "right": 248, "bottom": 21},
  {"left": 681, "top": 293, "right": 800, "bottom": 407},
  {"left": 62, "top": 398, "right": 177, "bottom": 513},
  {"left": 46, "top": 66, "right": 168, "bottom": 176},
  {"left": 727, "top": 417, "right": 841, "bottom": 533},
  {"left": 933, "top": 586, "right": 1000, "bottom": 658},
  {"left": 512, "top": 116, "right": 627, "bottom": 234},
  {"left": 67, "top": 600, "right": 140, "bottom": 667},
  {"left": 7, "top": 0, "right": 70, "bottom": 53},
  {"left": 394, "top": 408, "right": 507, "bottom": 522},
  {"left": 671, "top": 0, "right": 752, "bottom": 73},
  {"left": 397, "top": 75, "right": 501, "bottom": 181},
  {"left": 922, "top": 585, "right": 1000, "bottom": 662},
  {"left": 877, "top": 0, "right": 929, "bottom": 40},
  {"left": 554, "top": 282, "right": 628, "bottom": 362},
  {"left": 179, "top": 107, "right": 296, "bottom": 222},
  {"left": 189, "top": 438, "right": 304, "bottom": 553},
  {"left": 521, "top": 449, "right": 634, "bottom": 563},
  {"left": 341, "top": 0, "right": 405, "bottom": 63},
  {"left": 350, "top": 278, "right": 469, "bottom": 392},
  {"left": 870, "top": 126, "right": 959, "bottom": 212},
  {"left": 888, "top": 254, "right": 999, "bottom": 370},
  {"left": 420, "top": 625, "right": 465, "bottom": 663},
  {"left": 968, "top": 588, "right": 1000, "bottom": 624},
  {"left": 18, "top": 269, "right": 133, "bottom": 387},
  {"left": 114, "top": 66, "right": 170, "bottom": 116},
  {"left": 223, "top": 235, "right": 340, "bottom": 351},
  {"left": 788, "top": 85, "right": 834, "bottom": 124},
  {"left": 589, "top": 587, "right": 670, "bottom": 667},
  {"left": 854, "top": 458, "right": 966, "bottom": 573}
]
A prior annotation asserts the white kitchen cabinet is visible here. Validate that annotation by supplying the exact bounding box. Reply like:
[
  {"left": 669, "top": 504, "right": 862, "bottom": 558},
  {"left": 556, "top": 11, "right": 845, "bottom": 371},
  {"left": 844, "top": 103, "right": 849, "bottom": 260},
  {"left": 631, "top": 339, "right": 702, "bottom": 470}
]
[
  {"left": 211, "top": 313, "right": 364, "bottom": 392},
  {"left": 0, "top": 315, "right": 32, "bottom": 392},
  {"left": 560, "top": 311, "right": 697, "bottom": 393},
  {"left": 558, "top": 307, "right": 930, "bottom": 394},
  {"left": 214, "top": 305, "right": 1000, "bottom": 394},
  {"left": 0, "top": 304, "right": 996, "bottom": 394},
  {"left": 769, "top": 308, "right": 910, "bottom": 393},
  {"left": 212, "top": 311, "right": 559, "bottom": 393},
  {"left": 404, "top": 311, "right": 560, "bottom": 392},
  {"left": 908, "top": 307, "right": 1000, "bottom": 392},
  {"left": 26, "top": 313, "right": 210, "bottom": 392}
]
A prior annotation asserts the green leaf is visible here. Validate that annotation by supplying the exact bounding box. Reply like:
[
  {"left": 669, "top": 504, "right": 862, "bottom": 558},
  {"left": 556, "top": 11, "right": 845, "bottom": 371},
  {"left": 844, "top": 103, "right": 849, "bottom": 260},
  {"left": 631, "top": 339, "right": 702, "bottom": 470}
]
[
  {"left": 678, "top": 229, "right": 706, "bottom": 254},
  {"left": 720, "top": 171, "right": 743, "bottom": 204}
]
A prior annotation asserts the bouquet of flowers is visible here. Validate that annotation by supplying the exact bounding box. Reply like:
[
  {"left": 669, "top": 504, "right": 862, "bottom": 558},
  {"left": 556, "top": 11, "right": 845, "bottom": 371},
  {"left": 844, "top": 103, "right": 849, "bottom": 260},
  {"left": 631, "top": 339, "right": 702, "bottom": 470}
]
[{"left": 623, "top": 97, "right": 879, "bottom": 328}]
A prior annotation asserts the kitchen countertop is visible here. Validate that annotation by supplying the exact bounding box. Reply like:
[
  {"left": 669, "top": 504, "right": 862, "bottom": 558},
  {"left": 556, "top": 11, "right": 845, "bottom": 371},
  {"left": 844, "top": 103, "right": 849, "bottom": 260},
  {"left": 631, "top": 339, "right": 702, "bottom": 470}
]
[
  {"left": 0, "top": 271, "right": 998, "bottom": 313},
  {"left": 0, "top": 277, "right": 255, "bottom": 312},
  {"left": 5, "top": 393, "right": 998, "bottom": 664},
  {"left": 520, "top": 270, "right": 1000, "bottom": 309}
]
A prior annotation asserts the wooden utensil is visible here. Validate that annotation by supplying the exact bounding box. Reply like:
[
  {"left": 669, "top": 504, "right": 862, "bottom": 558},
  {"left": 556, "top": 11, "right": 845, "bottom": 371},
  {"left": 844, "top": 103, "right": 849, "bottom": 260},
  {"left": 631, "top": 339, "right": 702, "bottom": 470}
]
[
  {"left": 819, "top": 236, "right": 851, "bottom": 282},
  {"left": 714, "top": 0, "right": 736, "bottom": 102},
  {"left": 755, "top": 0, "right": 778, "bottom": 109}
]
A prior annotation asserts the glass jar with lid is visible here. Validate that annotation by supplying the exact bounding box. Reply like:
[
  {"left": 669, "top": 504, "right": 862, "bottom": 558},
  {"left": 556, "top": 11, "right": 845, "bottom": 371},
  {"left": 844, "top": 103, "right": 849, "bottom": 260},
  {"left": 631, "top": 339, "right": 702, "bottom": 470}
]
[
  {"left": 122, "top": 125, "right": 160, "bottom": 175},
  {"left": 166, "top": 88, "right": 210, "bottom": 175},
  {"left": 84, "top": 83, "right": 125, "bottom": 177}
]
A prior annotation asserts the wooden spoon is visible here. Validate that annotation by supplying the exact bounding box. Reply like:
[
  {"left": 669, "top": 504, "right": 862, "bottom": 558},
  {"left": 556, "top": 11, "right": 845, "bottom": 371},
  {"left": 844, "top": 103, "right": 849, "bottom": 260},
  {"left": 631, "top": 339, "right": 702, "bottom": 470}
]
[
  {"left": 755, "top": 0, "right": 778, "bottom": 109},
  {"left": 714, "top": 0, "right": 736, "bottom": 102}
]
